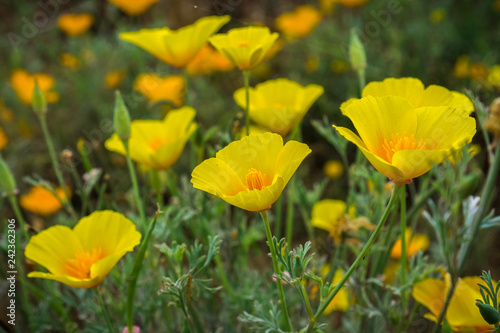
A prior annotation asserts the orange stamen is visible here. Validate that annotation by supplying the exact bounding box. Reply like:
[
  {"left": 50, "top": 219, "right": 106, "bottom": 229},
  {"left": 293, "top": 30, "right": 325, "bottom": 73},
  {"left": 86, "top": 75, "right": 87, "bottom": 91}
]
[
  {"left": 148, "top": 137, "right": 167, "bottom": 151},
  {"left": 246, "top": 168, "right": 268, "bottom": 191},
  {"left": 64, "top": 248, "right": 104, "bottom": 279},
  {"left": 380, "top": 132, "right": 427, "bottom": 163}
]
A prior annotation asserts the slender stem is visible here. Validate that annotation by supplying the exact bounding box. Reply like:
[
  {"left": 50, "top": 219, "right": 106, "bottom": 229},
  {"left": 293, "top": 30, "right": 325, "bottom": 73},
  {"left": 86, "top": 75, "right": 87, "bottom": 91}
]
[
  {"left": 305, "top": 184, "right": 402, "bottom": 333},
  {"left": 96, "top": 288, "right": 116, "bottom": 333},
  {"left": 150, "top": 169, "right": 164, "bottom": 207},
  {"left": 123, "top": 141, "right": 147, "bottom": 227},
  {"left": 357, "top": 68, "right": 366, "bottom": 96},
  {"left": 400, "top": 184, "right": 407, "bottom": 310},
  {"left": 299, "top": 282, "right": 315, "bottom": 320},
  {"left": 260, "top": 211, "right": 293, "bottom": 332},
  {"left": 165, "top": 170, "right": 180, "bottom": 199},
  {"left": 38, "top": 114, "right": 77, "bottom": 221},
  {"left": 243, "top": 70, "right": 250, "bottom": 136}
]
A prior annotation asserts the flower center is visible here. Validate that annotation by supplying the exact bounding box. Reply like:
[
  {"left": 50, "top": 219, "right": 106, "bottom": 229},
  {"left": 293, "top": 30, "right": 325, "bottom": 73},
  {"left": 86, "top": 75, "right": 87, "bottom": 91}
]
[
  {"left": 380, "top": 132, "right": 427, "bottom": 163},
  {"left": 148, "top": 137, "right": 167, "bottom": 152},
  {"left": 246, "top": 168, "right": 267, "bottom": 191},
  {"left": 238, "top": 41, "right": 250, "bottom": 47},
  {"left": 64, "top": 248, "right": 104, "bottom": 279}
]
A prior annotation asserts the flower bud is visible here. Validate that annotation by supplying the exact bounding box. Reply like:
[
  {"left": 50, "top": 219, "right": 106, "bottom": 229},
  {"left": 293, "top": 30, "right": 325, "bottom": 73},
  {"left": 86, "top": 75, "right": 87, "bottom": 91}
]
[
  {"left": 349, "top": 29, "right": 367, "bottom": 71},
  {"left": 0, "top": 157, "right": 17, "bottom": 197},
  {"left": 293, "top": 255, "right": 304, "bottom": 278},
  {"left": 32, "top": 79, "right": 47, "bottom": 115},
  {"left": 113, "top": 91, "right": 131, "bottom": 141},
  {"left": 475, "top": 300, "right": 500, "bottom": 325}
]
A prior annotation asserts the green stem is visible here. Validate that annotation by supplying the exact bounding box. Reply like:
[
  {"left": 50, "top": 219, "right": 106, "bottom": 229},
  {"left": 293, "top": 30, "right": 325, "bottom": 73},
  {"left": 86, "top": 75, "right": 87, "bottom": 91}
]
[
  {"left": 150, "top": 169, "right": 164, "bottom": 207},
  {"left": 38, "top": 114, "right": 77, "bottom": 221},
  {"left": 123, "top": 141, "right": 147, "bottom": 227},
  {"left": 260, "top": 211, "right": 293, "bottom": 332},
  {"left": 357, "top": 68, "right": 366, "bottom": 96},
  {"left": 243, "top": 70, "right": 250, "bottom": 136},
  {"left": 126, "top": 211, "right": 161, "bottom": 332},
  {"left": 96, "top": 288, "right": 116, "bottom": 333},
  {"left": 305, "top": 184, "right": 402, "bottom": 332},
  {"left": 400, "top": 184, "right": 407, "bottom": 310},
  {"left": 299, "top": 281, "right": 315, "bottom": 320}
]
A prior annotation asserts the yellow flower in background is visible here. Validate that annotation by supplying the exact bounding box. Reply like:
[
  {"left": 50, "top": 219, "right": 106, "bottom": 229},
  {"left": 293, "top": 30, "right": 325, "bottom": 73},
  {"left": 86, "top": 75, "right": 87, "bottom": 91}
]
[
  {"left": 25, "top": 211, "right": 141, "bottom": 288},
  {"left": 233, "top": 78, "right": 324, "bottom": 136},
  {"left": 107, "top": 0, "right": 158, "bottom": 16},
  {"left": 120, "top": 15, "right": 230, "bottom": 68},
  {"left": 10, "top": 69, "right": 59, "bottom": 105},
  {"left": 133, "top": 74, "right": 185, "bottom": 106},
  {"left": 453, "top": 55, "right": 470, "bottom": 78},
  {"left": 413, "top": 273, "right": 495, "bottom": 332},
  {"left": 105, "top": 70, "right": 126, "bottom": 89},
  {"left": 335, "top": 96, "right": 476, "bottom": 184},
  {"left": 59, "top": 53, "right": 82, "bottom": 70},
  {"left": 323, "top": 160, "right": 344, "bottom": 179},
  {"left": 0, "top": 127, "right": 7, "bottom": 150},
  {"left": 275, "top": 5, "right": 322, "bottom": 39},
  {"left": 487, "top": 65, "right": 500, "bottom": 89},
  {"left": 311, "top": 199, "right": 373, "bottom": 244},
  {"left": 191, "top": 132, "right": 310, "bottom": 212},
  {"left": 0, "top": 100, "right": 14, "bottom": 123},
  {"left": 470, "top": 62, "right": 489, "bottom": 81},
  {"left": 185, "top": 44, "right": 235, "bottom": 76},
  {"left": 57, "top": 13, "right": 94, "bottom": 37},
  {"left": 105, "top": 107, "right": 197, "bottom": 170},
  {"left": 19, "top": 185, "right": 71, "bottom": 217},
  {"left": 209, "top": 26, "right": 279, "bottom": 71},
  {"left": 349, "top": 77, "right": 474, "bottom": 114},
  {"left": 306, "top": 55, "right": 320, "bottom": 73},
  {"left": 390, "top": 228, "right": 430, "bottom": 259}
]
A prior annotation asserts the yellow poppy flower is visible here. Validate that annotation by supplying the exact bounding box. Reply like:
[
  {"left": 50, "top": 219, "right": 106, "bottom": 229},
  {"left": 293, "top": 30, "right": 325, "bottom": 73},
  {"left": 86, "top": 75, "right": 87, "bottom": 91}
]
[
  {"left": 0, "top": 127, "right": 7, "bottom": 150},
  {"left": 209, "top": 26, "right": 279, "bottom": 71},
  {"left": 120, "top": 15, "right": 230, "bottom": 68},
  {"left": 19, "top": 185, "right": 70, "bottom": 217},
  {"left": 390, "top": 228, "right": 430, "bottom": 259},
  {"left": 311, "top": 199, "right": 373, "bottom": 244},
  {"left": 191, "top": 132, "right": 310, "bottom": 212},
  {"left": 413, "top": 273, "right": 494, "bottom": 332},
  {"left": 10, "top": 69, "right": 59, "bottom": 105},
  {"left": 275, "top": 5, "right": 322, "bottom": 39},
  {"left": 105, "top": 70, "right": 126, "bottom": 89},
  {"left": 347, "top": 77, "right": 474, "bottom": 114},
  {"left": 334, "top": 95, "right": 476, "bottom": 184},
  {"left": 105, "top": 107, "right": 197, "bottom": 170},
  {"left": 133, "top": 74, "right": 185, "bottom": 106},
  {"left": 185, "top": 44, "right": 234, "bottom": 76},
  {"left": 233, "top": 78, "right": 324, "bottom": 136},
  {"left": 25, "top": 210, "right": 141, "bottom": 288},
  {"left": 57, "top": 13, "right": 94, "bottom": 37},
  {"left": 107, "top": 0, "right": 158, "bottom": 16}
]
